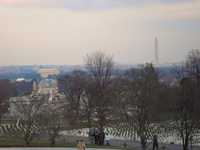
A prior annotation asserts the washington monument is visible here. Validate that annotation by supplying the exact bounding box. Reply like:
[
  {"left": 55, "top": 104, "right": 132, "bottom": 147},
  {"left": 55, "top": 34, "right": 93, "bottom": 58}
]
[{"left": 155, "top": 37, "right": 159, "bottom": 65}]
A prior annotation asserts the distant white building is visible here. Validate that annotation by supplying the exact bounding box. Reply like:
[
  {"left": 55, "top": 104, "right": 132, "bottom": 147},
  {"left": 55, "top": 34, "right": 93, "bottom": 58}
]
[
  {"left": 16, "top": 78, "right": 25, "bottom": 82},
  {"left": 38, "top": 68, "right": 60, "bottom": 78}
]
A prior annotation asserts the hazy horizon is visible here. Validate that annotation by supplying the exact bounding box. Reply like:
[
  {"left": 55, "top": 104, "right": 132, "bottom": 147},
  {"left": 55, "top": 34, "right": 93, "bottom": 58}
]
[{"left": 0, "top": 0, "right": 199, "bottom": 65}]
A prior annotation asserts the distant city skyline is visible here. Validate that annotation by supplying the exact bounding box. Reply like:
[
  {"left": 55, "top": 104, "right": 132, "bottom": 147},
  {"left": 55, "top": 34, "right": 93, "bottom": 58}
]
[{"left": 0, "top": 0, "right": 199, "bottom": 65}]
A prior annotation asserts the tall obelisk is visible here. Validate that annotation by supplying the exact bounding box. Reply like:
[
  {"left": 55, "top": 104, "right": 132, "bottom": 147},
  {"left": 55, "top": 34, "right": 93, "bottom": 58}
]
[{"left": 155, "top": 37, "right": 159, "bottom": 65}]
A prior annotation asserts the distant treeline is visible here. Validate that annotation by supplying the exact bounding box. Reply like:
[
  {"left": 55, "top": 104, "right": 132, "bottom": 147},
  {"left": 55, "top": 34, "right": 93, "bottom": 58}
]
[{"left": 0, "top": 66, "right": 40, "bottom": 80}]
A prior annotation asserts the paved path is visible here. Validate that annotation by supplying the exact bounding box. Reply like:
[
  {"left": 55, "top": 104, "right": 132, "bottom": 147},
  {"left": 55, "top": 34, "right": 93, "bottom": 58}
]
[{"left": 0, "top": 148, "right": 120, "bottom": 150}]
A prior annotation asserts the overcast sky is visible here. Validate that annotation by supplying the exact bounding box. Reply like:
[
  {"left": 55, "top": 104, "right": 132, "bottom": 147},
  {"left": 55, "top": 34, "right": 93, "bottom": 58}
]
[{"left": 0, "top": 0, "right": 199, "bottom": 65}]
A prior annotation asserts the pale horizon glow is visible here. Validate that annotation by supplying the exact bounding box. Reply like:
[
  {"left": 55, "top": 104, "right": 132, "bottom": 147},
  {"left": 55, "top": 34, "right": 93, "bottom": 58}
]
[{"left": 0, "top": 0, "right": 199, "bottom": 66}]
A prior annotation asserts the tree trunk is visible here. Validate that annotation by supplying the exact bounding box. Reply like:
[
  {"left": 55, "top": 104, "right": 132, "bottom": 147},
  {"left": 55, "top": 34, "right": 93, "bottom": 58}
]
[
  {"left": 26, "top": 141, "right": 30, "bottom": 146},
  {"left": 24, "top": 131, "right": 32, "bottom": 146},
  {"left": 140, "top": 136, "right": 147, "bottom": 150},
  {"left": 87, "top": 113, "right": 92, "bottom": 128},
  {"left": 25, "top": 136, "right": 31, "bottom": 146},
  {"left": 190, "top": 137, "right": 193, "bottom": 150},
  {"left": 183, "top": 144, "right": 189, "bottom": 150},
  {"left": 183, "top": 136, "right": 189, "bottom": 150},
  {"left": 50, "top": 137, "right": 55, "bottom": 147},
  {"left": 49, "top": 131, "right": 58, "bottom": 147}
]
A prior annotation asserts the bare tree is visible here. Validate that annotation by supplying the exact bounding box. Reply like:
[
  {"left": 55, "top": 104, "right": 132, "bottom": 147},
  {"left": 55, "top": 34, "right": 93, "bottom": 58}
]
[
  {"left": 186, "top": 49, "right": 200, "bottom": 85},
  {"left": 0, "top": 80, "right": 12, "bottom": 123},
  {"left": 171, "top": 50, "right": 200, "bottom": 150},
  {"left": 37, "top": 103, "right": 64, "bottom": 146},
  {"left": 132, "top": 64, "right": 160, "bottom": 150},
  {"left": 81, "top": 77, "right": 96, "bottom": 128},
  {"left": 12, "top": 94, "right": 47, "bottom": 146},
  {"left": 112, "top": 64, "right": 161, "bottom": 150},
  {"left": 59, "top": 70, "right": 87, "bottom": 127},
  {"left": 172, "top": 77, "right": 200, "bottom": 150},
  {"left": 85, "top": 51, "right": 114, "bottom": 133}
]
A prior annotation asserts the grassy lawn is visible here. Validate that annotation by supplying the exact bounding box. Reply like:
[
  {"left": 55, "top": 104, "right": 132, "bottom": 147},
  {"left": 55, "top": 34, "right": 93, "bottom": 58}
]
[{"left": 0, "top": 136, "right": 122, "bottom": 149}]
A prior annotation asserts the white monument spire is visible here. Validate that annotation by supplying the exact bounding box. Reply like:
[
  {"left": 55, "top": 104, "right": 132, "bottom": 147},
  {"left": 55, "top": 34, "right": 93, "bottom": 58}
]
[{"left": 155, "top": 37, "right": 159, "bottom": 65}]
